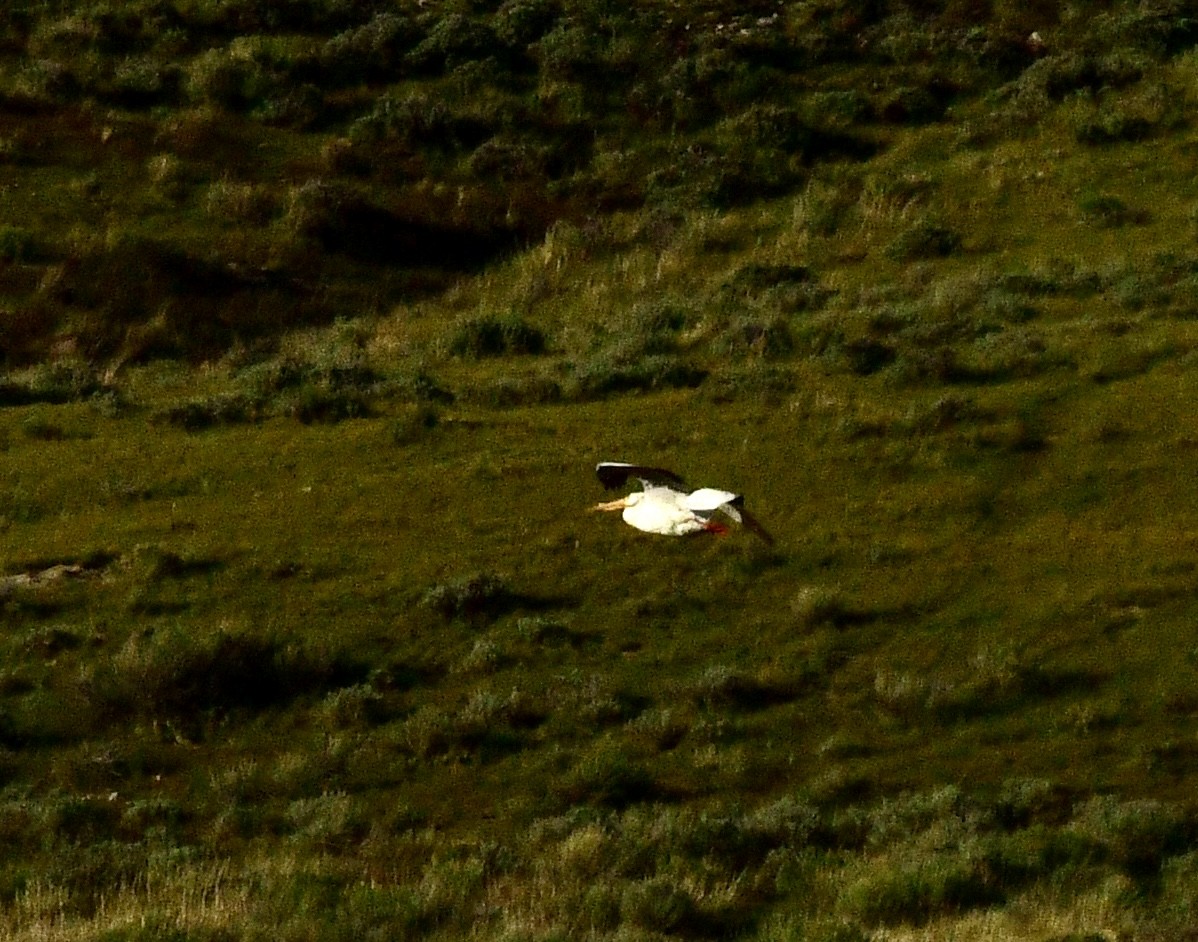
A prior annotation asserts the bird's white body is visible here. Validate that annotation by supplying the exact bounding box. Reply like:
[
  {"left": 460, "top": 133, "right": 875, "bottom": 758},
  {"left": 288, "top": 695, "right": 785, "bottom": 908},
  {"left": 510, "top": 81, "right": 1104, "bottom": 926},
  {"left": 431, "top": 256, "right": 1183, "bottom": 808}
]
[
  {"left": 591, "top": 462, "right": 772, "bottom": 544},
  {"left": 620, "top": 486, "right": 741, "bottom": 536}
]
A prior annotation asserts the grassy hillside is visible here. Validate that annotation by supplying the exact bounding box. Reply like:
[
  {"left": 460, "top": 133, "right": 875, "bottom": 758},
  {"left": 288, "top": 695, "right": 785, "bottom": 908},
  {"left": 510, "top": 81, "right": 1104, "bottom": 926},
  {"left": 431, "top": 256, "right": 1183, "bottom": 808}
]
[{"left": 4, "top": 1, "right": 1198, "bottom": 939}]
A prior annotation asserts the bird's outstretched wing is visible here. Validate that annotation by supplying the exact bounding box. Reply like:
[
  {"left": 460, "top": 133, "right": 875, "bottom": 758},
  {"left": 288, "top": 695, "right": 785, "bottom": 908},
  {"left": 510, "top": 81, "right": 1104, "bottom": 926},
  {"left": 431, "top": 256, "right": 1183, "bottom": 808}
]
[
  {"left": 596, "top": 462, "right": 686, "bottom": 491},
  {"left": 684, "top": 488, "right": 776, "bottom": 546},
  {"left": 684, "top": 487, "right": 740, "bottom": 513}
]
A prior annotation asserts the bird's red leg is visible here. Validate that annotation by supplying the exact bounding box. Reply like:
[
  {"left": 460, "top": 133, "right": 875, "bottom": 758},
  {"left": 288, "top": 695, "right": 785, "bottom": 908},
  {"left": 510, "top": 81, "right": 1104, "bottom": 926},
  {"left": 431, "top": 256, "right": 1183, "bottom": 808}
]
[{"left": 704, "top": 521, "right": 730, "bottom": 536}]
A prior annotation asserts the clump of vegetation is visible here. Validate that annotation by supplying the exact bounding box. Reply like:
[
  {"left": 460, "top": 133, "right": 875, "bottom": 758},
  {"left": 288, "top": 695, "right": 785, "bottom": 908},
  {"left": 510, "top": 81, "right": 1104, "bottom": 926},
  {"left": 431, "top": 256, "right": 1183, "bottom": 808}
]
[
  {"left": 422, "top": 572, "right": 513, "bottom": 623},
  {"left": 448, "top": 313, "right": 547, "bottom": 358},
  {"left": 0, "top": 362, "right": 105, "bottom": 405}
]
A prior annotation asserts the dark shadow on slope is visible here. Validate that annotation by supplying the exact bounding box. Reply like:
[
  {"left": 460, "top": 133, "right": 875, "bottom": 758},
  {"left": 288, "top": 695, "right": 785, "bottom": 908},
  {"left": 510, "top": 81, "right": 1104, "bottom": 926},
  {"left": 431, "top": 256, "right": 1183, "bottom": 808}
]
[{"left": 309, "top": 199, "right": 523, "bottom": 270}]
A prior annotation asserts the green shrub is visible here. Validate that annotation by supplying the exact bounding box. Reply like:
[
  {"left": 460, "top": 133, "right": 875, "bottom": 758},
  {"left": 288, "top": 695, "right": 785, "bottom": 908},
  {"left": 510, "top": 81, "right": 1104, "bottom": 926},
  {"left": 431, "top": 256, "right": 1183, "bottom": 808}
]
[
  {"left": 839, "top": 855, "right": 1002, "bottom": 926},
  {"left": 0, "top": 362, "right": 103, "bottom": 405},
  {"left": 88, "top": 624, "right": 364, "bottom": 725},
  {"left": 282, "top": 383, "right": 373, "bottom": 424},
  {"left": 153, "top": 393, "right": 259, "bottom": 431},
  {"left": 107, "top": 55, "right": 182, "bottom": 108},
  {"left": 620, "top": 877, "right": 697, "bottom": 934},
  {"left": 723, "top": 263, "right": 814, "bottom": 297},
  {"left": 390, "top": 403, "right": 440, "bottom": 444},
  {"left": 494, "top": 0, "right": 563, "bottom": 47},
  {"left": 317, "top": 683, "right": 387, "bottom": 731},
  {"left": 566, "top": 352, "right": 706, "bottom": 400},
  {"left": 1078, "top": 194, "right": 1149, "bottom": 227},
  {"left": 1070, "top": 797, "right": 1198, "bottom": 877},
  {"left": 407, "top": 13, "right": 497, "bottom": 74},
  {"left": 718, "top": 316, "right": 795, "bottom": 359},
  {"left": 320, "top": 13, "right": 420, "bottom": 84},
  {"left": 391, "top": 368, "right": 455, "bottom": 404},
  {"left": 556, "top": 742, "right": 657, "bottom": 809},
  {"left": 422, "top": 572, "right": 512, "bottom": 623},
  {"left": 185, "top": 46, "right": 254, "bottom": 109},
  {"left": 0, "top": 225, "right": 39, "bottom": 262},
  {"left": 402, "top": 689, "right": 539, "bottom": 759},
  {"left": 1075, "top": 107, "right": 1155, "bottom": 145},
  {"left": 448, "top": 313, "right": 547, "bottom": 358},
  {"left": 886, "top": 221, "right": 962, "bottom": 261},
  {"left": 687, "top": 665, "right": 799, "bottom": 711},
  {"left": 204, "top": 179, "right": 279, "bottom": 225}
]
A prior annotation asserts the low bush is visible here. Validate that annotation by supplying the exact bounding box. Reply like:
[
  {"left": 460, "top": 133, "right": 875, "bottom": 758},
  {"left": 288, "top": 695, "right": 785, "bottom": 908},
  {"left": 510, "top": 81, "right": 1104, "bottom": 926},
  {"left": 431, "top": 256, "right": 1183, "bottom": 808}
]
[
  {"left": 204, "top": 179, "right": 279, "bottom": 225},
  {"left": 717, "top": 313, "right": 796, "bottom": 358},
  {"left": 0, "top": 362, "right": 104, "bottom": 405},
  {"left": 448, "top": 313, "right": 547, "bottom": 358},
  {"left": 686, "top": 665, "right": 799, "bottom": 711},
  {"left": 238, "top": 342, "right": 385, "bottom": 423},
  {"left": 281, "top": 383, "right": 373, "bottom": 424},
  {"left": 153, "top": 393, "right": 260, "bottom": 431},
  {"left": 886, "top": 220, "right": 962, "bottom": 261},
  {"left": 422, "top": 572, "right": 512, "bottom": 623},
  {"left": 464, "top": 374, "right": 563, "bottom": 408},
  {"left": 838, "top": 855, "right": 1002, "bottom": 926},
  {"left": 1078, "top": 194, "right": 1149, "bottom": 227},
  {"left": 556, "top": 741, "right": 658, "bottom": 809},
  {"left": 0, "top": 226, "right": 41, "bottom": 263},
  {"left": 406, "top": 13, "right": 497, "bottom": 74},
  {"left": 1069, "top": 797, "right": 1198, "bottom": 877},
  {"left": 87, "top": 624, "right": 365, "bottom": 726},
  {"left": 620, "top": 876, "right": 697, "bottom": 934},
  {"left": 402, "top": 688, "right": 539, "bottom": 759},
  {"left": 390, "top": 403, "right": 440, "bottom": 445},
  {"left": 722, "top": 263, "right": 814, "bottom": 297},
  {"left": 566, "top": 352, "right": 707, "bottom": 400},
  {"left": 320, "top": 13, "right": 421, "bottom": 85},
  {"left": 494, "top": 0, "right": 563, "bottom": 48}
]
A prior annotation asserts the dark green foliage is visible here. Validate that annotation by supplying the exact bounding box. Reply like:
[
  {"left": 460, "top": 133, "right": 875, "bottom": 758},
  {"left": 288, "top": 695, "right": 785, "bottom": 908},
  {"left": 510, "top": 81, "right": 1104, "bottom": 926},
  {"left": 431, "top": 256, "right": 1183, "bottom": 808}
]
[
  {"left": 1070, "top": 797, "right": 1198, "bottom": 877},
  {"left": 406, "top": 13, "right": 497, "bottom": 75},
  {"left": 1078, "top": 194, "right": 1149, "bottom": 228},
  {"left": 567, "top": 353, "right": 707, "bottom": 400},
  {"left": 0, "top": 363, "right": 104, "bottom": 404},
  {"left": 320, "top": 13, "right": 420, "bottom": 84},
  {"left": 154, "top": 394, "right": 259, "bottom": 431},
  {"left": 620, "top": 877, "right": 698, "bottom": 933},
  {"left": 390, "top": 402, "right": 440, "bottom": 444},
  {"left": 422, "top": 572, "right": 512, "bottom": 623},
  {"left": 494, "top": 0, "right": 563, "bottom": 48},
  {"left": 724, "top": 263, "right": 813, "bottom": 296},
  {"left": 386, "top": 368, "right": 451, "bottom": 404},
  {"left": 0, "top": 226, "right": 40, "bottom": 263},
  {"left": 840, "top": 857, "right": 1004, "bottom": 925},
  {"left": 557, "top": 746, "right": 658, "bottom": 809},
  {"left": 239, "top": 346, "right": 385, "bottom": 423},
  {"left": 1075, "top": 108, "right": 1156, "bottom": 145},
  {"left": 886, "top": 221, "right": 962, "bottom": 261},
  {"left": 88, "top": 624, "right": 365, "bottom": 725},
  {"left": 842, "top": 338, "right": 896, "bottom": 376},
  {"left": 467, "top": 374, "right": 563, "bottom": 407},
  {"left": 449, "top": 314, "right": 547, "bottom": 358},
  {"left": 687, "top": 665, "right": 800, "bottom": 712}
]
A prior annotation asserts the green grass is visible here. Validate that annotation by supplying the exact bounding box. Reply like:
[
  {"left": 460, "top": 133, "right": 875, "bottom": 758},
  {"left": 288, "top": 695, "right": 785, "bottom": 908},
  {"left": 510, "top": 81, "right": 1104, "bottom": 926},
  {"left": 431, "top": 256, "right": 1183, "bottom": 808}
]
[{"left": 4, "top": 0, "right": 1198, "bottom": 939}]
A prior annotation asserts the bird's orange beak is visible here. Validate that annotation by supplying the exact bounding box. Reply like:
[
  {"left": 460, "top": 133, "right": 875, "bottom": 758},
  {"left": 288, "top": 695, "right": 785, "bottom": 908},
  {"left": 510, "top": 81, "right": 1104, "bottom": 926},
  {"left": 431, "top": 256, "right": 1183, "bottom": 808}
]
[{"left": 590, "top": 498, "right": 628, "bottom": 512}]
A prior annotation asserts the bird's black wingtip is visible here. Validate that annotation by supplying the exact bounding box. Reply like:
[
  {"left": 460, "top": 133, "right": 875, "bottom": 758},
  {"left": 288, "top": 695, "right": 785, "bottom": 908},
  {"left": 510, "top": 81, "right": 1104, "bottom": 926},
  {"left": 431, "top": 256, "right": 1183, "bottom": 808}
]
[{"left": 595, "top": 462, "right": 685, "bottom": 490}]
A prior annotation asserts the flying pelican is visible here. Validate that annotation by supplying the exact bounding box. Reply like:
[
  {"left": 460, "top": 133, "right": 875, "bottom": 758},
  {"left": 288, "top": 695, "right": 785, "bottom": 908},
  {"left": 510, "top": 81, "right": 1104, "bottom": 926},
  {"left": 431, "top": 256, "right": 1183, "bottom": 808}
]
[{"left": 590, "top": 462, "right": 775, "bottom": 545}]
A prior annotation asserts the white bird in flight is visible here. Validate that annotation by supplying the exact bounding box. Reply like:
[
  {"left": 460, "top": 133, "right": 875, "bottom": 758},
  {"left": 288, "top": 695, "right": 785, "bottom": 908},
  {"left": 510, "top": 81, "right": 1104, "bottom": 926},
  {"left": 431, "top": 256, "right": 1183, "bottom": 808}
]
[{"left": 590, "top": 462, "right": 775, "bottom": 545}]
